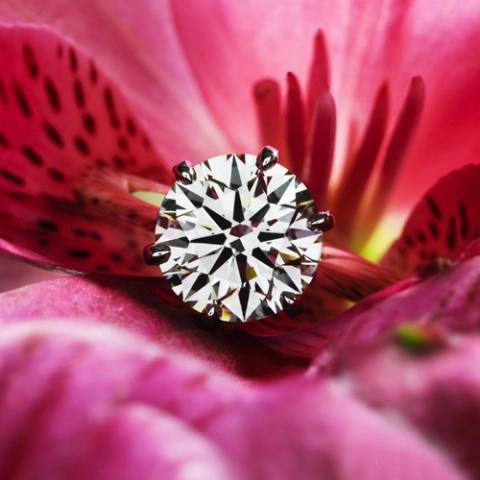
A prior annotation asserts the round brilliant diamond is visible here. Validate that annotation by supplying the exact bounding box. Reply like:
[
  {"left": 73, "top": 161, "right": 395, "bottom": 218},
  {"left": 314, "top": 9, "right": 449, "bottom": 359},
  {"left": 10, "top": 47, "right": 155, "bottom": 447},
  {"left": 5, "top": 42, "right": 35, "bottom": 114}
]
[{"left": 155, "top": 153, "right": 323, "bottom": 322}]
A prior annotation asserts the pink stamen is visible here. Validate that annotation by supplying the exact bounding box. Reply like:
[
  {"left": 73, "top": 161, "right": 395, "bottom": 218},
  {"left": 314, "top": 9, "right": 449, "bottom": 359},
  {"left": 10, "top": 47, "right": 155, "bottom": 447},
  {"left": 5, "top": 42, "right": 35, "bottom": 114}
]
[
  {"left": 286, "top": 72, "right": 307, "bottom": 176},
  {"left": 359, "top": 76, "right": 425, "bottom": 242},
  {"left": 307, "top": 30, "right": 330, "bottom": 126},
  {"left": 303, "top": 91, "right": 336, "bottom": 207},
  {"left": 332, "top": 82, "right": 389, "bottom": 237},
  {"left": 253, "top": 79, "right": 284, "bottom": 157}
]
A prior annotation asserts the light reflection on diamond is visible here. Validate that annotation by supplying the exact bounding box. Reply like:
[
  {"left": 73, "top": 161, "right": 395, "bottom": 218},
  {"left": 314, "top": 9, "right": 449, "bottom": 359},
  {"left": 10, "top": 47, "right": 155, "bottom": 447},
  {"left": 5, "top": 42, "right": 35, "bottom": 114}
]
[{"left": 155, "top": 153, "right": 323, "bottom": 322}]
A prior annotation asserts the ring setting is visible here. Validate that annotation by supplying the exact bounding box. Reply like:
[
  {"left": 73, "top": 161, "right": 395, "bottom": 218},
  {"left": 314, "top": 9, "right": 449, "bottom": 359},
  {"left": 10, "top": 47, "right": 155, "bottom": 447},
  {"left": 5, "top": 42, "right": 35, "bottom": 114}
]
[{"left": 144, "top": 147, "right": 334, "bottom": 323}]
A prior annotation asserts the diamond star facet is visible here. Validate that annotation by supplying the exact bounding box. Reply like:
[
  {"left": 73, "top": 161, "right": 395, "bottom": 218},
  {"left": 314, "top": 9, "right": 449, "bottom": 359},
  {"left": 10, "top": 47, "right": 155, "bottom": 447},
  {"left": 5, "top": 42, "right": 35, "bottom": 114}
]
[{"left": 154, "top": 152, "right": 326, "bottom": 322}]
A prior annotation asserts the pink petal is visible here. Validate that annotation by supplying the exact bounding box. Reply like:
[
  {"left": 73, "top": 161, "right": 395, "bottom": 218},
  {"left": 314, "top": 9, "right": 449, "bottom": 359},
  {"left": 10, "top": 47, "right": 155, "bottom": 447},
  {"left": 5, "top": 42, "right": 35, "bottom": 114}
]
[
  {"left": 0, "top": 321, "right": 248, "bottom": 479},
  {"left": 0, "top": 321, "right": 465, "bottom": 480},
  {"left": 237, "top": 379, "right": 464, "bottom": 480},
  {"left": 264, "top": 253, "right": 480, "bottom": 359},
  {"left": 0, "top": 4, "right": 232, "bottom": 162},
  {"left": 390, "top": 3, "right": 480, "bottom": 209},
  {"left": 342, "top": 334, "right": 480, "bottom": 478},
  {"left": 0, "top": 24, "right": 171, "bottom": 275},
  {"left": 0, "top": 254, "right": 64, "bottom": 293},
  {"left": 77, "top": 405, "right": 238, "bottom": 480},
  {"left": 383, "top": 164, "right": 480, "bottom": 276},
  {"left": 0, "top": 275, "right": 305, "bottom": 379}
]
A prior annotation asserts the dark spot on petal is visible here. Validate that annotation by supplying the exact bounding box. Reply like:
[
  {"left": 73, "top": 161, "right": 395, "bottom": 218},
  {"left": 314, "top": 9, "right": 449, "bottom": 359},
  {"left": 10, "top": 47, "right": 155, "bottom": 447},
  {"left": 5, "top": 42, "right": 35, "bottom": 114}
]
[
  {"left": 0, "top": 78, "right": 7, "bottom": 104},
  {"left": 118, "top": 136, "right": 129, "bottom": 151},
  {"left": 416, "top": 230, "right": 427, "bottom": 243},
  {"left": 67, "top": 249, "right": 90, "bottom": 259},
  {"left": 429, "top": 222, "right": 440, "bottom": 238},
  {"left": 104, "top": 87, "right": 120, "bottom": 128},
  {"left": 74, "top": 136, "right": 90, "bottom": 156},
  {"left": 0, "top": 169, "right": 25, "bottom": 186},
  {"left": 0, "top": 210, "right": 14, "bottom": 222},
  {"left": 74, "top": 79, "right": 85, "bottom": 108},
  {"left": 0, "top": 131, "right": 10, "bottom": 148},
  {"left": 95, "top": 158, "right": 108, "bottom": 167},
  {"left": 83, "top": 113, "right": 96, "bottom": 135},
  {"left": 57, "top": 44, "right": 64, "bottom": 58},
  {"left": 126, "top": 117, "right": 137, "bottom": 136},
  {"left": 142, "top": 136, "right": 152, "bottom": 150},
  {"left": 426, "top": 196, "right": 441, "bottom": 220},
  {"left": 69, "top": 47, "right": 78, "bottom": 73},
  {"left": 459, "top": 201, "right": 469, "bottom": 239},
  {"left": 21, "top": 145, "right": 44, "bottom": 166},
  {"left": 89, "top": 61, "right": 98, "bottom": 84},
  {"left": 48, "top": 168, "right": 66, "bottom": 182},
  {"left": 42, "top": 193, "right": 77, "bottom": 209},
  {"left": 7, "top": 191, "right": 33, "bottom": 201},
  {"left": 44, "top": 76, "right": 61, "bottom": 112},
  {"left": 113, "top": 155, "right": 126, "bottom": 168},
  {"left": 42, "top": 121, "right": 64, "bottom": 148},
  {"left": 95, "top": 265, "right": 111, "bottom": 272},
  {"left": 91, "top": 232, "right": 102, "bottom": 241},
  {"left": 73, "top": 228, "right": 87, "bottom": 237},
  {"left": 37, "top": 238, "right": 50, "bottom": 246},
  {"left": 37, "top": 219, "right": 59, "bottom": 232},
  {"left": 420, "top": 250, "right": 430, "bottom": 260},
  {"left": 128, "top": 240, "right": 138, "bottom": 250},
  {"left": 13, "top": 82, "right": 32, "bottom": 117},
  {"left": 110, "top": 253, "right": 123, "bottom": 263},
  {"left": 404, "top": 235, "right": 414, "bottom": 247},
  {"left": 23, "top": 44, "right": 39, "bottom": 79},
  {"left": 447, "top": 217, "right": 456, "bottom": 250},
  {"left": 91, "top": 197, "right": 100, "bottom": 205}
]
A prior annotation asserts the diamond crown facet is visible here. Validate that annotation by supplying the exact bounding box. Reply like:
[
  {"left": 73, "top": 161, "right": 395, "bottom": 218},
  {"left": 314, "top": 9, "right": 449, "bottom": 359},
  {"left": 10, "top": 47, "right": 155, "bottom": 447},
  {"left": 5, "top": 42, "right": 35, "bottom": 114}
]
[{"left": 153, "top": 151, "right": 326, "bottom": 323}]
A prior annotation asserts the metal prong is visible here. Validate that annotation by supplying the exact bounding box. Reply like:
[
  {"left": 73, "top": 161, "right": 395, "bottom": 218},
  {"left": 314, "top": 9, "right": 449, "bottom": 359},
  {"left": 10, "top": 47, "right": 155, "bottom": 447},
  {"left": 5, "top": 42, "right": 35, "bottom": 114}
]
[
  {"left": 307, "top": 211, "right": 335, "bottom": 233},
  {"left": 203, "top": 301, "right": 221, "bottom": 318},
  {"left": 256, "top": 146, "right": 279, "bottom": 171},
  {"left": 280, "top": 292, "right": 305, "bottom": 317},
  {"left": 143, "top": 243, "right": 171, "bottom": 266},
  {"left": 173, "top": 161, "right": 196, "bottom": 184},
  {"left": 195, "top": 301, "right": 221, "bottom": 330}
]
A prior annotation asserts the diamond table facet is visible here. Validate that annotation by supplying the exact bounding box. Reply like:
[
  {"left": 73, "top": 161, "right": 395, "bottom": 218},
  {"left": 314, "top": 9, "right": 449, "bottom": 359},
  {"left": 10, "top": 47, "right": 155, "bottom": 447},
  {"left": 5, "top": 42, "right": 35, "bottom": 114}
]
[{"left": 154, "top": 153, "right": 324, "bottom": 322}]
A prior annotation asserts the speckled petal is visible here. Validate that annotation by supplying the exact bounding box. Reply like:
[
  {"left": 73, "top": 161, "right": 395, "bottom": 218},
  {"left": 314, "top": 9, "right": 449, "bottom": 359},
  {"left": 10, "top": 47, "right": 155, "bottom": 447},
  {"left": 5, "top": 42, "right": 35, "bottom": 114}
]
[
  {"left": 383, "top": 163, "right": 480, "bottom": 276},
  {"left": 0, "top": 24, "right": 171, "bottom": 276}
]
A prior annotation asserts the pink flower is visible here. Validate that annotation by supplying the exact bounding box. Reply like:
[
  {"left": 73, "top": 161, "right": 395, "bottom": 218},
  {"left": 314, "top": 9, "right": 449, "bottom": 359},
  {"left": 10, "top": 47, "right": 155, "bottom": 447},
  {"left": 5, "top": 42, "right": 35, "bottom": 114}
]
[{"left": 0, "top": 1, "right": 480, "bottom": 478}]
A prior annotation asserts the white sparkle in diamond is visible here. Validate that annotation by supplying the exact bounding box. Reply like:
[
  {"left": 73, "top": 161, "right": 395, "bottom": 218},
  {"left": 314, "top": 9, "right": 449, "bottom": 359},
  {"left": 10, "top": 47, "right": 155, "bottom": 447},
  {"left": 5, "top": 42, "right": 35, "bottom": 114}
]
[{"left": 155, "top": 153, "right": 323, "bottom": 322}]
